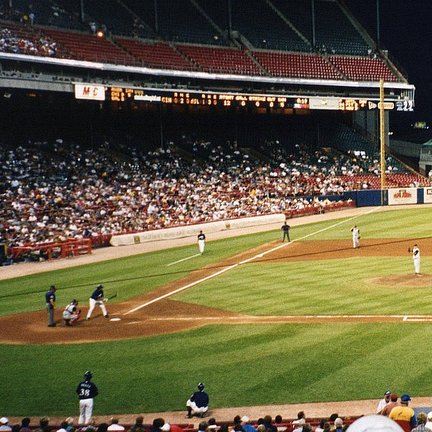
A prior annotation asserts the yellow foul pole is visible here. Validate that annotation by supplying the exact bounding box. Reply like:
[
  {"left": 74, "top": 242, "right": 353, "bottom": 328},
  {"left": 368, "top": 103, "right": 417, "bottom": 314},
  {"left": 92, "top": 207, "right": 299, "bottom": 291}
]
[{"left": 380, "top": 79, "right": 386, "bottom": 204}]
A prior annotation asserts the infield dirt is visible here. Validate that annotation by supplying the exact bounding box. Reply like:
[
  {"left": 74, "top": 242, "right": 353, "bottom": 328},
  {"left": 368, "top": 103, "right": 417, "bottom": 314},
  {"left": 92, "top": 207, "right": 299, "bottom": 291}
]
[{"left": 3, "top": 206, "right": 432, "bottom": 422}]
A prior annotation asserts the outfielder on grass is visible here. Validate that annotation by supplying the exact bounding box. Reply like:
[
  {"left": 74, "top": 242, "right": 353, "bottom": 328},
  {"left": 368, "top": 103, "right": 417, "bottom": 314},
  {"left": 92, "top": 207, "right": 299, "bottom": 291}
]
[{"left": 86, "top": 284, "right": 109, "bottom": 320}]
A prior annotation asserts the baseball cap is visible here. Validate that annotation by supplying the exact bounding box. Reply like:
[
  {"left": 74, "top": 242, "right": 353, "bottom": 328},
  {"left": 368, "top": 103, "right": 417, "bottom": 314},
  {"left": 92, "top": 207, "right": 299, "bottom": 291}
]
[
  {"left": 347, "top": 415, "right": 404, "bottom": 432},
  {"left": 400, "top": 394, "right": 411, "bottom": 402},
  {"left": 0, "top": 418, "right": 8, "bottom": 425},
  {"left": 334, "top": 418, "right": 343, "bottom": 427},
  {"left": 427, "top": 412, "right": 432, "bottom": 420},
  {"left": 160, "top": 423, "right": 170, "bottom": 432},
  {"left": 385, "top": 390, "right": 391, "bottom": 396},
  {"left": 241, "top": 416, "right": 250, "bottom": 423}
]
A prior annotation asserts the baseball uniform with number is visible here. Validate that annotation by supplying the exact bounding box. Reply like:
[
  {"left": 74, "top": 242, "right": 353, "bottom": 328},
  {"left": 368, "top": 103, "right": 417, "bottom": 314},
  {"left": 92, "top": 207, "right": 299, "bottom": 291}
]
[
  {"left": 76, "top": 371, "right": 98, "bottom": 425},
  {"left": 86, "top": 285, "right": 108, "bottom": 319}
]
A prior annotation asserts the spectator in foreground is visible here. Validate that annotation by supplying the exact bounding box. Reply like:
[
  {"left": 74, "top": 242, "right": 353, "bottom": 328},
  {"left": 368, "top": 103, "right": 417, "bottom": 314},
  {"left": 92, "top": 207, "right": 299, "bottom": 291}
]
[
  {"left": 389, "top": 394, "right": 416, "bottom": 432},
  {"left": 129, "top": 417, "right": 145, "bottom": 432},
  {"left": 0, "top": 418, "right": 12, "bottom": 432},
  {"left": 347, "top": 415, "right": 403, "bottom": 432},
  {"left": 411, "top": 413, "right": 431, "bottom": 432},
  {"left": 107, "top": 420, "right": 124, "bottom": 432},
  {"left": 377, "top": 390, "right": 392, "bottom": 414},
  {"left": 19, "top": 418, "right": 31, "bottom": 432},
  {"left": 241, "top": 416, "right": 256, "bottom": 432},
  {"left": 381, "top": 394, "right": 399, "bottom": 416}
]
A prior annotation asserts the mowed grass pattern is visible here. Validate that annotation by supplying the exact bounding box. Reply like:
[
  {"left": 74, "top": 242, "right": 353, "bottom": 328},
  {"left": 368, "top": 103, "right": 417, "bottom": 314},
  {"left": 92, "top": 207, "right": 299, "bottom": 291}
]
[
  {"left": 175, "top": 257, "right": 432, "bottom": 315},
  {"left": 2, "top": 323, "right": 431, "bottom": 416},
  {"left": 2, "top": 207, "right": 432, "bottom": 416}
]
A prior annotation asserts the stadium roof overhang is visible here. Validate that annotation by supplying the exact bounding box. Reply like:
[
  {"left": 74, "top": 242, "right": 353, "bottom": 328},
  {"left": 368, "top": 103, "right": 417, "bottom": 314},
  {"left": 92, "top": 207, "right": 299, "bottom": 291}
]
[{"left": 0, "top": 51, "right": 415, "bottom": 109}]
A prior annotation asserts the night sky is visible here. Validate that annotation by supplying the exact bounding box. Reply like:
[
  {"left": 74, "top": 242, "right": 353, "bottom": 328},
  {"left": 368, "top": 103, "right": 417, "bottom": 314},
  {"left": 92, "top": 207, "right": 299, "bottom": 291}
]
[{"left": 345, "top": 0, "right": 432, "bottom": 128}]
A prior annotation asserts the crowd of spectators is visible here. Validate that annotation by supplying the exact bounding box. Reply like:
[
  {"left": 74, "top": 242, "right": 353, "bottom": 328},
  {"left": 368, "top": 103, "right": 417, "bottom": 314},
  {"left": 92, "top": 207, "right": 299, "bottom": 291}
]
[
  {"left": 0, "top": 408, "right": 427, "bottom": 432},
  {"left": 0, "top": 136, "right": 427, "bottom": 263},
  {"left": 0, "top": 28, "right": 57, "bottom": 56}
]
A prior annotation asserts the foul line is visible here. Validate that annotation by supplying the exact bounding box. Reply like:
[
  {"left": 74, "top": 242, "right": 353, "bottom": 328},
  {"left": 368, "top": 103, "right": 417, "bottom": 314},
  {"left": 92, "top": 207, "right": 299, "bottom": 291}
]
[
  {"left": 167, "top": 253, "right": 201, "bottom": 267},
  {"left": 124, "top": 264, "right": 238, "bottom": 315},
  {"left": 125, "top": 206, "right": 381, "bottom": 315}
]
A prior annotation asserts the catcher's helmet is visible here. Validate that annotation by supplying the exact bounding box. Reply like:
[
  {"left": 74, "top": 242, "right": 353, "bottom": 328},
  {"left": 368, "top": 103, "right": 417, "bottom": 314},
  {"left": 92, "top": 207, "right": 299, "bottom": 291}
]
[
  {"left": 84, "top": 370, "right": 93, "bottom": 380},
  {"left": 198, "top": 382, "right": 205, "bottom": 391}
]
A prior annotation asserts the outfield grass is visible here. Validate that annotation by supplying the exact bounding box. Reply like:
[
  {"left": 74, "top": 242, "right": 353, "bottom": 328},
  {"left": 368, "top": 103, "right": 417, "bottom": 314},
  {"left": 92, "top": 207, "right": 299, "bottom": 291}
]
[
  {"left": 1, "top": 323, "right": 430, "bottom": 416},
  {"left": 2, "top": 207, "right": 432, "bottom": 416}
]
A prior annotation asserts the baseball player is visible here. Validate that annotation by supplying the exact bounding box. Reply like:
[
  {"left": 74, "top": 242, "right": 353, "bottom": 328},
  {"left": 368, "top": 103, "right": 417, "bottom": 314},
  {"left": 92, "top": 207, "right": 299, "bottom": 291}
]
[
  {"left": 76, "top": 371, "right": 98, "bottom": 425},
  {"left": 410, "top": 244, "right": 421, "bottom": 275},
  {"left": 63, "top": 299, "right": 81, "bottom": 326},
  {"left": 281, "top": 220, "right": 291, "bottom": 242},
  {"left": 186, "top": 382, "right": 209, "bottom": 418},
  {"left": 45, "top": 285, "right": 57, "bottom": 327},
  {"left": 86, "top": 284, "right": 109, "bottom": 320},
  {"left": 351, "top": 225, "right": 360, "bottom": 248},
  {"left": 197, "top": 231, "right": 206, "bottom": 255}
]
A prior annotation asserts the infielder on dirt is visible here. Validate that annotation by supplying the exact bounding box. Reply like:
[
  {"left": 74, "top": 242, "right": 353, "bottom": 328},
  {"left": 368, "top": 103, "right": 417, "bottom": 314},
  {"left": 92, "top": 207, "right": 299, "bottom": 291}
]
[
  {"left": 86, "top": 284, "right": 109, "bottom": 320},
  {"left": 351, "top": 225, "right": 360, "bottom": 248}
]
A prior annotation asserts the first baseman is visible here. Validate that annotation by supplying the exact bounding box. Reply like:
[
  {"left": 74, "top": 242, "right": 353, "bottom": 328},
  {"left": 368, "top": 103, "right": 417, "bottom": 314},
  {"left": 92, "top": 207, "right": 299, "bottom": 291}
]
[
  {"left": 76, "top": 370, "right": 98, "bottom": 425},
  {"left": 86, "top": 284, "right": 109, "bottom": 320}
]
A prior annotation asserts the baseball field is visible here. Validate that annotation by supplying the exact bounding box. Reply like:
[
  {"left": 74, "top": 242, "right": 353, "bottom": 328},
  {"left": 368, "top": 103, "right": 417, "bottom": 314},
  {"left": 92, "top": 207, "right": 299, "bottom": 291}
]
[{"left": 1, "top": 205, "right": 432, "bottom": 418}]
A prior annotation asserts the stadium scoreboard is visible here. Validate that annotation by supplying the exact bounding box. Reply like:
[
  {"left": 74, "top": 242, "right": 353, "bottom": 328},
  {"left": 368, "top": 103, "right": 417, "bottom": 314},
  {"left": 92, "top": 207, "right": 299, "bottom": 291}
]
[
  {"left": 108, "top": 87, "right": 309, "bottom": 109},
  {"left": 74, "top": 84, "right": 414, "bottom": 112}
]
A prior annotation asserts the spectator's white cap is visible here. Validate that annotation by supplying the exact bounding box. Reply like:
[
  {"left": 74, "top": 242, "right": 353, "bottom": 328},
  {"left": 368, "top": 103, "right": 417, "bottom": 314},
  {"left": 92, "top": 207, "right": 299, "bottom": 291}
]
[
  {"left": 160, "top": 423, "right": 171, "bottom": 432},
  {"left": 241, "top": 416, "right": 250, "bottom": 423},
  {"left": 0, "top": 418, "right": 8, "bottom": 425},
  {"left": 428, "top": 412, "right": 432, "bottom": 420},
  {"left": 347, "top": 415, "right": 404, "bottom": 432}
]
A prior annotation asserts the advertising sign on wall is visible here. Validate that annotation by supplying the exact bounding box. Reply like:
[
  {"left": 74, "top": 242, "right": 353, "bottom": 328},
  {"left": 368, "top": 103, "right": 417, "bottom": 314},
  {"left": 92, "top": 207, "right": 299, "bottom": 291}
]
[{"left": 388, "top": 188, "right": 417, "bottom": 205}]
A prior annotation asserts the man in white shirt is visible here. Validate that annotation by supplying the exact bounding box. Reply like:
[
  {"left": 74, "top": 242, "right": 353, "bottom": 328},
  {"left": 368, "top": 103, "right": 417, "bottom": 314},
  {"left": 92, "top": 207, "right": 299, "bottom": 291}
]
[{"left": 377, "top": 390, "right": 392, "bottom": 414}]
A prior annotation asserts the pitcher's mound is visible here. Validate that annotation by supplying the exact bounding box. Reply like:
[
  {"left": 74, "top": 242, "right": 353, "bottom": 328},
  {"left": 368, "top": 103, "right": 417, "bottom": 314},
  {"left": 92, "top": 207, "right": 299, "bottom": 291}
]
[{"left": 369, "top": 274, "right": 432, "bottom": 287}]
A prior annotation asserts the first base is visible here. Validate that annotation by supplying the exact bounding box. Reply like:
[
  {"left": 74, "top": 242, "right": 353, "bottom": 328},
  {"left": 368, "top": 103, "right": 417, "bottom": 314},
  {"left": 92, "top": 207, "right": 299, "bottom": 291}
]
[{"left": 110, "top": 317, "right": 121, "bottom": 321}]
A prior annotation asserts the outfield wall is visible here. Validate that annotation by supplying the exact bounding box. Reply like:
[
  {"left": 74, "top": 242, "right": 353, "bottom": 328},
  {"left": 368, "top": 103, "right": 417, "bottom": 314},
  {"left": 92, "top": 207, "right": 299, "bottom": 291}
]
[
  {"left": 110, "top": 213, "right": 286, "bottom": 246},
  {"left": 344, "top": 187, "right": 432, "bottom": 206}
]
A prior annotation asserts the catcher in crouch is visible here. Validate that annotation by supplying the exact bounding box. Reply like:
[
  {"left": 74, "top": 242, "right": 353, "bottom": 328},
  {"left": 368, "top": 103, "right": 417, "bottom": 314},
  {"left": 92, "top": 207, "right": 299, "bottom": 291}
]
[
  {"left": 86, "top": 284, "right": 109, "bottom": 320},
  {"left": 63, "top": 299, "right": 81, "bottom": 326}
]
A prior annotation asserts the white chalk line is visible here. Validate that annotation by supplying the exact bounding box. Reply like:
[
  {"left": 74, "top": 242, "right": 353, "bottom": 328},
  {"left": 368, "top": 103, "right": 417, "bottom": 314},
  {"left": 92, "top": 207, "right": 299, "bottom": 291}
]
[
  {"left": 124, "top": 264, "right": 238, "bottom": 315},
  {"left": 167, "top": 253, "right": 201, "bottom": 267},
  {"left": 125, "top": 315, "right": 432, "bottom": 322},
  {"left": 125, "top": 207, "right": 381, "bottom": 315},
  {"left": 241, "top": 206, "right": 381, "bottom": 262}
]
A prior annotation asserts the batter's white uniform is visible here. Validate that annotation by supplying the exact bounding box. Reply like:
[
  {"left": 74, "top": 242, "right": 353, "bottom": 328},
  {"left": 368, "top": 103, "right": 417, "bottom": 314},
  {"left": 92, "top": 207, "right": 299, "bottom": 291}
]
[
  {"left": 198, "top": 232, "right": 206, "bottom": 254},
  {"left": 351, "top": 226, "right": 360, "bottom": 248},
  {"left": 412, "top": 245, "right": 420, "bottom": 274}
]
